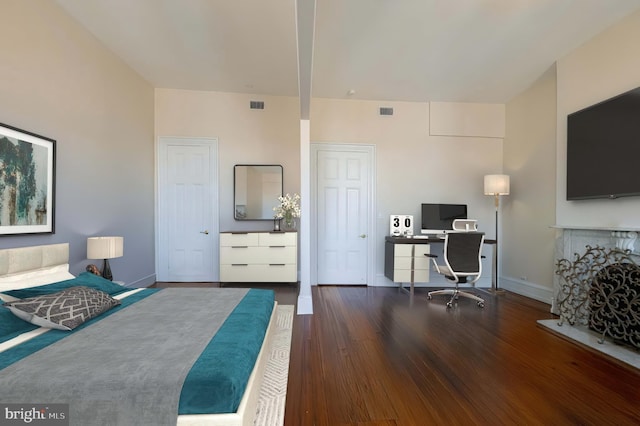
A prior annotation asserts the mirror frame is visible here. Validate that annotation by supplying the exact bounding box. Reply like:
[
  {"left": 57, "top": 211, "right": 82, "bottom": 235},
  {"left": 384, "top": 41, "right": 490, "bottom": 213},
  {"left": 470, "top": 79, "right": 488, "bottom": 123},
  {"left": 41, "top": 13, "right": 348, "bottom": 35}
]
[{"left": 233, "top": 164, "right": 283, "bottom": 221}]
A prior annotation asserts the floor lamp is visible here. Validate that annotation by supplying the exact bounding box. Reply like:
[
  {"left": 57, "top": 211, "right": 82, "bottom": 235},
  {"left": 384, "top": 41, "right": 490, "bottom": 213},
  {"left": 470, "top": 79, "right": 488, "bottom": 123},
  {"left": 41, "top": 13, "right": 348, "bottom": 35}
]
[{"left": 484, "top": 174, "right": 510, "bottom": 294}]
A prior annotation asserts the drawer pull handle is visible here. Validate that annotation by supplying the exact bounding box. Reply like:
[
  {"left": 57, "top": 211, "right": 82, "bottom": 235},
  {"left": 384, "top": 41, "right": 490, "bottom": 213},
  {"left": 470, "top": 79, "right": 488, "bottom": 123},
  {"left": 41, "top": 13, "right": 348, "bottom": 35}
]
[
  {"left": 231, "top": 264, "right": 249, "bottom": 266},
  {"left": 269, "top": 245, "right": 286, "bottom": 248},
  {"left": 230, "top": 232, "right": 249, "bottom": 235},
  {"left": 269, "top": 264, "right": 286, "bottom": 266},
  {"left": 231, "top": 246, "right": 249, "bottom": 248}
]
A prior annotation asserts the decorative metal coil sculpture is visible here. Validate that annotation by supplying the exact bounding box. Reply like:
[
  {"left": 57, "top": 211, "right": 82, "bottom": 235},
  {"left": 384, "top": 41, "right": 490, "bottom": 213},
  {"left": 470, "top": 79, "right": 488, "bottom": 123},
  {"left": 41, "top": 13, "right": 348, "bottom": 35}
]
[{"left": 555, "top": 245, "right": 640, "bottom": 348}]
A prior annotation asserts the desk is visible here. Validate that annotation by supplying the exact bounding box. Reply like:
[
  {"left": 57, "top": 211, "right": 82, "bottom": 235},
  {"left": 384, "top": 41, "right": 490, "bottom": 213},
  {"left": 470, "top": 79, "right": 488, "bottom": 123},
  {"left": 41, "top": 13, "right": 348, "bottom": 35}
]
[{"left": 384, "top": 235, "right": 497, "bottom": 297}]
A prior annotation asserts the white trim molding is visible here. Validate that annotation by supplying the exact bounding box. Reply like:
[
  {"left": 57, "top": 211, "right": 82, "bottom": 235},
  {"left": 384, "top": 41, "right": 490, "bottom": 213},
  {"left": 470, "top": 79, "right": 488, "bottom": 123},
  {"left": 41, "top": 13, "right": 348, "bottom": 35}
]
[{"left": 500, "top": 276, "right": 553, "bottom": 305}]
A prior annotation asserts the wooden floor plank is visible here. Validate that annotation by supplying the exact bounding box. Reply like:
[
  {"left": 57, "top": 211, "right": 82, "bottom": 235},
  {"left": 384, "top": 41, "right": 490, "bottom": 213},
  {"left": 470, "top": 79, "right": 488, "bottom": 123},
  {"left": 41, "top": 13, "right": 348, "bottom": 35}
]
[{"left": 285, "top": 286, "right": 640, "bottom": 425}]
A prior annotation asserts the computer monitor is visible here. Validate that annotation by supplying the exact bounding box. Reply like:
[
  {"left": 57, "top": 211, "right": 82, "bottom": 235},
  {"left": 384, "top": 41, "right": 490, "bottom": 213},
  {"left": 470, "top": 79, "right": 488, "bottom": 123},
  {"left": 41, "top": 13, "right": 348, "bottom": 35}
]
[{"left": 420, "top": 203, "right": 467, "bottom": 235}]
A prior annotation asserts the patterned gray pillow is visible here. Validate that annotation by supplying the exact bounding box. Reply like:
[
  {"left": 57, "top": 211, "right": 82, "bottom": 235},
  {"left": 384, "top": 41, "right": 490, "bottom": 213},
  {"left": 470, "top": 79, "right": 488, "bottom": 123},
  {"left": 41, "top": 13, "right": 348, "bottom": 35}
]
[{"left": 3, "top": 286, "right": 120, "bottom": 331}]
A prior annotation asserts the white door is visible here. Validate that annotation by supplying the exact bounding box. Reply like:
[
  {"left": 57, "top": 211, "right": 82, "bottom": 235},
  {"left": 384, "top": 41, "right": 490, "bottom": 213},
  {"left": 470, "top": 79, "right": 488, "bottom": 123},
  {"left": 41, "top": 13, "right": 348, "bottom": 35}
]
[
  {"left": 314, "top": 145, "right": 373, "bottom": 285},
  {"left": 157, "top": 138, "right": 218, "bottom": 282}
]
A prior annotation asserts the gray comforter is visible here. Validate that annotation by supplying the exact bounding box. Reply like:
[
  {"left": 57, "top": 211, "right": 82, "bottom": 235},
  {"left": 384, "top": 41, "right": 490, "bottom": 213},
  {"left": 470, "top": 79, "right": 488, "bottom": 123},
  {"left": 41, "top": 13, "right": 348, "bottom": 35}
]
[{"left": 0, "top": 288, "right": 249, "bottom": 426}]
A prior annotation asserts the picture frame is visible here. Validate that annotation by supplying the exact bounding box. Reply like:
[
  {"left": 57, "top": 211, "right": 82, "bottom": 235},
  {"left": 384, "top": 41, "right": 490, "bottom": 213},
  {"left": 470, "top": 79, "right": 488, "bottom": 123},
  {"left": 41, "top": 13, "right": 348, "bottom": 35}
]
[{"left": 0, "top": 122, "right": 55, "bottom": 235}]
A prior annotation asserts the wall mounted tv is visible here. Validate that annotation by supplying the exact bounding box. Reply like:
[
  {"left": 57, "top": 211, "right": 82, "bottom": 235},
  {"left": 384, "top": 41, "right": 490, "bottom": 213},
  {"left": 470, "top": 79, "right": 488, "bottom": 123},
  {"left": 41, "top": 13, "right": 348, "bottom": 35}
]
[
  {"left": 420, "top": 203, "right": 467, "bottom": 235},
  {"left": 566, "top": 87, "right": 640, "bottom": 200}
]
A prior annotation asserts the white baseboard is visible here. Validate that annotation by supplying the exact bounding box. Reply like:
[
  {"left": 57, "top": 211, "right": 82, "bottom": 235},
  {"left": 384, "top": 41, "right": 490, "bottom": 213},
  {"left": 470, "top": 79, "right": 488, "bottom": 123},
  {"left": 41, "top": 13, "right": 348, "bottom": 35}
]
[
  {"left": 373, "top": 273, "right": 552, "bottom": 306},
  {"left": 129, "top": 273, "right": 156, "bottom": 288},
  {"left": 297, "top": 294, "right": 313, "bottom": 315},
  {"left": 373, "top": 273, "right": 492, "bottom": 289},
  {"left": 499, "top": 276, "right": 553, "bottom": 305}
]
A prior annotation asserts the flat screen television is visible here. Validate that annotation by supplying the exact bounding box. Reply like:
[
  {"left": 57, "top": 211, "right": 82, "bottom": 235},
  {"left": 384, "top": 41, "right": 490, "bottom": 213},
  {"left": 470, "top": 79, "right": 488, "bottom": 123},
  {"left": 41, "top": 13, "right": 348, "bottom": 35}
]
[
  {"left": 567, "top": 87, "right": 640, "bottom": 200},
  {"left": 420, "top": 203, "right": 467, "bottom": 235}
]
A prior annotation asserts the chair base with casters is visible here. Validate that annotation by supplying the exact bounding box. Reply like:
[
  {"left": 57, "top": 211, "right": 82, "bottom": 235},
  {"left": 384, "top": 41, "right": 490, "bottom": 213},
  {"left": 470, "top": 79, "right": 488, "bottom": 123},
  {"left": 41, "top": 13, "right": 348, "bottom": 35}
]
[
  {"left": 427, "top": 281, "right": 485, "bottom": 308},
  {"left": 426, "top": 231, "right": 486, "bottom": 309}
]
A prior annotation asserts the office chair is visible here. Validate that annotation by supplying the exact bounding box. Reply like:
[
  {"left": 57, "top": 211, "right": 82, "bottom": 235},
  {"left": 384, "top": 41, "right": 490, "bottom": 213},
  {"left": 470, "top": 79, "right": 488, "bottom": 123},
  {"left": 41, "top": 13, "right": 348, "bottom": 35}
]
[{"left": 426, "top": 231, "right": 486, "bottom": 308}]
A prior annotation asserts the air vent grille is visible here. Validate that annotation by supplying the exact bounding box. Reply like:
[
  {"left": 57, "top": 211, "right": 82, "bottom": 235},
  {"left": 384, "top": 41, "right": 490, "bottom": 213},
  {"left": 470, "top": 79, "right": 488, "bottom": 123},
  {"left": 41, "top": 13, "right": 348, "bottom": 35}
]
[
  {"left": 379, "top": 107, "right": 394, "bottom": 116},
  {"left": 250, "top": 101, "right": 265, "bottom": 110}
]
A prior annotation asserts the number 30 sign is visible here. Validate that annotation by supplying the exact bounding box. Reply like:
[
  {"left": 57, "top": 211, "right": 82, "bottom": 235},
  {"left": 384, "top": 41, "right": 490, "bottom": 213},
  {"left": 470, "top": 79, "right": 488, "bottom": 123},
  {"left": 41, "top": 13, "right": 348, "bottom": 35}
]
[{"left": 389, "top": 215, "right": 413, "bottom": 236}]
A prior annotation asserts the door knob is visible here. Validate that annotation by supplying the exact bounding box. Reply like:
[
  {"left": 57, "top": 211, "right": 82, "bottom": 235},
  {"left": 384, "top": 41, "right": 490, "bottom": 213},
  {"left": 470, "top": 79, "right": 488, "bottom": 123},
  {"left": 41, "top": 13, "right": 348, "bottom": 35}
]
[
  {"left": 360, "top": 234, "right": 367, "bottom": 238},
  {"left": 200, "top": 230, "right": 209, "bottom": 235}
]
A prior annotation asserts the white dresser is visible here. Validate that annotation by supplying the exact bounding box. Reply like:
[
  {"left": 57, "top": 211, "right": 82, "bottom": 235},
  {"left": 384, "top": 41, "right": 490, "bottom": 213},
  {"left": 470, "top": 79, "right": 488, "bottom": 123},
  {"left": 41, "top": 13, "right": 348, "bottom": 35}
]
[{"left": 220, "top": 231, "right": 297, "bottom": 283}]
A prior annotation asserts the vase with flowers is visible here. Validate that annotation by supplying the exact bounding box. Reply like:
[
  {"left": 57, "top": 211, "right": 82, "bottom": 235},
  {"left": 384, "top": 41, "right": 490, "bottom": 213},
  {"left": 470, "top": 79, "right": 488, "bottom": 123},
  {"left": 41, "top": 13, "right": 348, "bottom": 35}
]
[{"left": 273, "top": 193, "right": 301, "bottom": 231}]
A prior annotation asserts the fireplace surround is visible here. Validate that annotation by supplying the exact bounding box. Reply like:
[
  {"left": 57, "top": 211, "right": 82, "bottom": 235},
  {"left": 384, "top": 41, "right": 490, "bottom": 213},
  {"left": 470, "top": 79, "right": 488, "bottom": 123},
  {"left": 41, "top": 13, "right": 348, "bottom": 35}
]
[
  {"left": 553, "top": 226, "right": 639, "bottom": 310},
  {"left": 538, "top": 226, "right": 640, "bottom": 368},
  {"left": 555, "top": 245, "right": 640, "bottom": 348}
]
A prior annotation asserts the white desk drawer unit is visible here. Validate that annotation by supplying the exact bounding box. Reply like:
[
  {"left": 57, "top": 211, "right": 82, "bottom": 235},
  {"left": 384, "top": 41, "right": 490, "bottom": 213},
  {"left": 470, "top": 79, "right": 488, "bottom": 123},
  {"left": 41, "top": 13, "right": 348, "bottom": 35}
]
[
  {"left": 384, "top": 238, "right": 431, "bottom": 297},
  {"left": 388, "top": 243, "right": 430, "bottom": 283},
  {"left": 220, "top": 232, "right": 297, "bottom": 283}
]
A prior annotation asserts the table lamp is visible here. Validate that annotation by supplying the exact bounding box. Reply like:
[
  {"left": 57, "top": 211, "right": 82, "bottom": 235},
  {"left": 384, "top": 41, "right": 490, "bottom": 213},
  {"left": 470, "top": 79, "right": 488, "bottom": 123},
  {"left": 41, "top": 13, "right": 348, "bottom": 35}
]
[{"left": 87, "top": 236, "right": 124, "bottom": 281}]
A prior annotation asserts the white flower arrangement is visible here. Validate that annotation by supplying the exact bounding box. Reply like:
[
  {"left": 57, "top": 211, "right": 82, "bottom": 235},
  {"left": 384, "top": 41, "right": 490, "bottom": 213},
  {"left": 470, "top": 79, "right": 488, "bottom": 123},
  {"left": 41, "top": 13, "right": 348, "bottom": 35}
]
[{"left": 273, "top": 193, "right": 301, "bottom": 225}]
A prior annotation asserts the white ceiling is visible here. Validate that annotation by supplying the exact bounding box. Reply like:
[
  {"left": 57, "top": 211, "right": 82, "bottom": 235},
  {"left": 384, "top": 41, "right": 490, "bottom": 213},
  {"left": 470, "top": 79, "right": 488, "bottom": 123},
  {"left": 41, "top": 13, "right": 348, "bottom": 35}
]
[{"left": 55, "top": 0, "right": 640, "bottom": 104}]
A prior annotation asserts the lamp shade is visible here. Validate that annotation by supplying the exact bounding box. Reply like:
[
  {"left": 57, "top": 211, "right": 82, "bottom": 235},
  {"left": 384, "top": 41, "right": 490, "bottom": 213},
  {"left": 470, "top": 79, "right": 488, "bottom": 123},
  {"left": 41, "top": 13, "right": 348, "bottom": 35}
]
[
  {"left": 484, "top": 174, "right": 510, "bottom": 195},
  {"left": 87, "top": 236, "right": 124, "bottom": 260}
]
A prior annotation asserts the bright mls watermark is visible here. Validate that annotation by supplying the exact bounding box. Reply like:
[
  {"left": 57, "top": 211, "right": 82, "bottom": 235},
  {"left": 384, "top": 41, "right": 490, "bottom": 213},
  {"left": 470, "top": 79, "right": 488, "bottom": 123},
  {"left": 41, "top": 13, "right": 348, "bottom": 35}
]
[{"left": 0, "top": 404, "right": 68, "bottom": 425}]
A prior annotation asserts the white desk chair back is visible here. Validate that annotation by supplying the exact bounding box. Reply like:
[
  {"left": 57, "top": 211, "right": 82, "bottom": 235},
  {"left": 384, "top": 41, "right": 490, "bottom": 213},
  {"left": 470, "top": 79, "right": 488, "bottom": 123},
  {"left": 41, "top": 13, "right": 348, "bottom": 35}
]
[{"left": 452, "top": 219, "right": 478, "bottom": 232}]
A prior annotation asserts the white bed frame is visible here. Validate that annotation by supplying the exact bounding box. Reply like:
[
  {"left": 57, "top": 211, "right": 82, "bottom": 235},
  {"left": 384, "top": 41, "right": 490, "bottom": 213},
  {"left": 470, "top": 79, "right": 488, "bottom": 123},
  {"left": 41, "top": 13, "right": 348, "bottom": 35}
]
[{"left": 0, "top": 243, "right": 276, "bottom": 426}]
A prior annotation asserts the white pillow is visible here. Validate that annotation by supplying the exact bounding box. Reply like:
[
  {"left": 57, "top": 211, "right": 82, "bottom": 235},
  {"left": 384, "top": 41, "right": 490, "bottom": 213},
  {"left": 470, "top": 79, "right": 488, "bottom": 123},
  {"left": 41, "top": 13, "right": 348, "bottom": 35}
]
[{"left": 0, "top": 264, "right": 75, "bottom": 302}]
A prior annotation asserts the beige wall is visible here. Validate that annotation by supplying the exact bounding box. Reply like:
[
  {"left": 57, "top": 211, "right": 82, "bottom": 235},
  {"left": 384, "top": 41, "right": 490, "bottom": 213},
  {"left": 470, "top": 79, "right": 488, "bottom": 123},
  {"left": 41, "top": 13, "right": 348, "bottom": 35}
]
[
  {"left": 310, "top": 98, "right": 504, "bottom": 285},
  {"left": 156, "top": 92, "right": 505, "bottom": 286},
  {"left": 0, "top": 0, "right": 155, "bottom": 286},
  {"left": 503, "top": 66, "right": 557, "bottom": 298},
  {"left": 155, "top": 89, "right": 300, "bottom": 232},
  {"left": 500, "top": 9, "right": 640, "bottom": 303},
  {"left": 556, "top": 9, "right": 640, "bottom": 228}
]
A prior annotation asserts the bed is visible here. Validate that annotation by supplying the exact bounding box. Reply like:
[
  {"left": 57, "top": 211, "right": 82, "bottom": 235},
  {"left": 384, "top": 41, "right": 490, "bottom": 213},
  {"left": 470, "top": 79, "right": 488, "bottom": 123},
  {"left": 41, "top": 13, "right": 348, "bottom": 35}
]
[{"left": 0, "top": 243, "right": 277, "bottom": 426}]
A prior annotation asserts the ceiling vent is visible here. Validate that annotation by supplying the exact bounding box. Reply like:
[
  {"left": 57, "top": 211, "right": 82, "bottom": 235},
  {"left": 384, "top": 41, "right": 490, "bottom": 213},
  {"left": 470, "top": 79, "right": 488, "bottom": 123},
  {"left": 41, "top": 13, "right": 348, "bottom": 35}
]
[
  {"left": 379, "top": 107, "right": 394, "bottom": 116},
  {"left": 250, "top": 101, "right": 265, "bottom": 110}
]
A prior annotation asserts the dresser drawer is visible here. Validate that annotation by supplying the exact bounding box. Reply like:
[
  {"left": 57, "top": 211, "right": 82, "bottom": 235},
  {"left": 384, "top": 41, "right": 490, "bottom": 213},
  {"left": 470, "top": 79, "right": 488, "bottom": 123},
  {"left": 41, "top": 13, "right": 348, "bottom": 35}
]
[
  {"left": 413, "top": 244, "right": 430, "bottom": 257},
  {"left": 393, "top": 243, "right": 430, "bottom": 257},
  {"left": 220, "top": 246, "right": 260, "bottom": 264},
  {"left": 394, "top": 257, "right": 414, "bottom": 270},
  {"left": 394, "top": 245, "right": 430, "bottom": 267},
  {"left": 220, "top": 264, "right": 297, "bottom": 282},
  {"left": 394, "top": 244, "right": 414, "bottom": 257},
  {"left": 413, "top": 269, "right": 429, "bottom": 282},
  {"left": 220, "top": 246, "right": 296, "bottom": 265},
  {"left": 259, "top": 232, "right": 297, "bottom": 246},
  {"left": 220, "top": 232, "right": 259, "bottom": 247},
  {"left": 259, "top": 246, "right": 297, "bottom": 264},
  {"left": 413, "top": 256, "right": 431, "bottom": 270},
  {"left": 393, "top": 268, "right": 429, "bottom": 283}
]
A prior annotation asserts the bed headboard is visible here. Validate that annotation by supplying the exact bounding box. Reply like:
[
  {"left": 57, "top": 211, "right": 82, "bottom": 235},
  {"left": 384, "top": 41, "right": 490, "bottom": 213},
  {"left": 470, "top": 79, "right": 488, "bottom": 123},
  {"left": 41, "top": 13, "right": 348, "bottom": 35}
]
[{"left": 0, "top": 243, "right": 69, "bottom": 277}]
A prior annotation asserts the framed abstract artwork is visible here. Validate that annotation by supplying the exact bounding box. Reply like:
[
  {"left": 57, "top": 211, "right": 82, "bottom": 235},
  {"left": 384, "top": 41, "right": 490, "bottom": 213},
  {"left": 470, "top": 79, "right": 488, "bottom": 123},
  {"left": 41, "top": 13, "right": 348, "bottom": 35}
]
[{"left": 0, "top": 123, "right": 56, "bottom": 235}]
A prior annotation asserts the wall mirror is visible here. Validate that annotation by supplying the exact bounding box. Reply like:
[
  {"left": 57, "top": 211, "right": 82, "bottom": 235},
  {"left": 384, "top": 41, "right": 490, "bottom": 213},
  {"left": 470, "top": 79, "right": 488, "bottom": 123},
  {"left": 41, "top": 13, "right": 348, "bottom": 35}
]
[{"left": 234, "top": 165, "right": 283, "bottom": 220}]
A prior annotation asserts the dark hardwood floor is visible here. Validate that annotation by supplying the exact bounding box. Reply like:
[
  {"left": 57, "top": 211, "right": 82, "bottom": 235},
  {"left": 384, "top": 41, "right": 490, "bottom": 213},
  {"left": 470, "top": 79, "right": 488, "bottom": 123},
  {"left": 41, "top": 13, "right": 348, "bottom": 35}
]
[
  {"left": 286, "top": 286, "right": 640, "bottom": 426},
  {"left": 152, "top": 281, "right": 299, "bottom": 305},
  {"left": 155, "top": 283, "right": 640, "bottom": 425}
]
